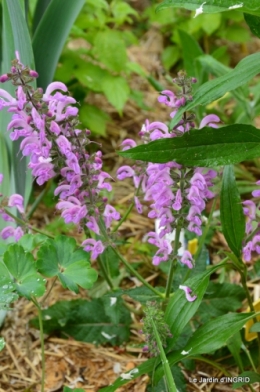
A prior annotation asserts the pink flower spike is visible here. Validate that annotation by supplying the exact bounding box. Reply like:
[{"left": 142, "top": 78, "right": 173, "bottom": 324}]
[
  {"left": 180, "top": 251, "right": 194, "bottom": 269},
  {"left": 179, "top": 285, "right": 197, "bottom": 302},
  {"left": 8, "top": 194, "right": 24, "bottom": 213}
]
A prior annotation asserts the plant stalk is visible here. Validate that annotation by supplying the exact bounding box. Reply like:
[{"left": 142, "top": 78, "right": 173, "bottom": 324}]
[
  {"left": 165, "top": 223, "right": 182, "bottom": 299},
  {"left": 32, "top": 298, "right": 45, "bottom": 392}
]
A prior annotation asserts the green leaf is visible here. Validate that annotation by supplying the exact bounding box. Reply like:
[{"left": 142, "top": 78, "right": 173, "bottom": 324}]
[
  {"left": 244, "top": 13, "right": 260, "bottom": 38},
  {"left": 93, "top": 29, "right": 127, "bottom": 72},
  {"left": 165, "top": 266, "right": 220, "bottom": 350},
  {"left": 119, "top": 125, "right": 260, "bottom": 167},
  {"left": 227, "top": 332, "right": 244, "bottom": 371},
  {"left": 36, "top": 235, "right": 97, "bottom": 293},
  {"left": 198, "top": 282, "right": 245, "bottom": 321},
  {"left": 110, "top": 286, "right": 165, "bottom": 304},
  {"left": 3, "top": 244, "right": 46, "bottom": 298},
  {"left": 79, "top": 104, "right": 110, "bottom": 136},
  {"left": 31, "top": 297, "right": 131, "bottom": 345},
  {"left": 179, "top": 313, "right": 255, "bottom": 356},
  {"left": 169, "top": 52, "right": 260, "bottom": 128},
  {"left": 1, "top": 0, "right": 35, "bottom": 207},
  {"left": 32, "top": 0, "right": 85, "bottom": 89},
  {"left": 232, "top": 371, "right": 260, "bottom": 388},
  {"left": 74, "top": 61, "right": 109, "bottom": 93},
  {"left": 102, "top": 74, "right": 130, "bottom": 112},
  {"left": 63, "top": 387, "right": 85, "bottom": 392},
  {"left": 161, "top": 46, "right": 180, "bottom": 71},
  {"left": 220, "top": 166, "right": 245, "bottom": 257},
  {"left": 178, "top": 29, "right": 203, "bottom": 78},
  {"left": 0, "top": 262, "right": 18, "bottom": 310},
  {"left": 157, "top": 0, "right": 260, "bottom": 16},
  {"left": 18, "top": 233, "right": 48, "bottom": 252},
  {"left": 249, "top": 322, "right": 260, "bottom": 332},
  {"left": 0, "top": 337, "right": 5, "bottom": 352}
]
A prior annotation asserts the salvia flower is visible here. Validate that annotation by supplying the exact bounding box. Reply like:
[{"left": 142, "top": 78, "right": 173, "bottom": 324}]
[
  {"left": 117, "top": 72, "right": 219, "bottom": 275},
  {"left": 179, "top": 285, "right": 197, "bottom": 302},
  {"left": 0, "top": 54, "right": 120, "bottom": 256}
]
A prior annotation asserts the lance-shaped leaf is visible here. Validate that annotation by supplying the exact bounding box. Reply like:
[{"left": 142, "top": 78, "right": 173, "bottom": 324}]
[
  {"left": 169, "top": 52, "right": 260, "bottom": 128},
  {"left": 32, "top": 0, "right": 85, "bottom": 89},
  {"left": 31, "top": 297, "right": 131, "bottom": 345},
  {"left": 220, "top": 166, "right": 245, "bottom": 258},
  {"left": 157, "top": 0, "right": 260, "bottom": 16},
  {"left": 3, "top": 244, "right": 46, "bottom": 298},
  {"left": 36, "top": 235, "right": 98, "bottom": 293},
  {"left": 119, "top": 125, "right": 260, "bottom": 167},
  {"left": 165, "top": 266, "right": 220, "bottom": 350}
]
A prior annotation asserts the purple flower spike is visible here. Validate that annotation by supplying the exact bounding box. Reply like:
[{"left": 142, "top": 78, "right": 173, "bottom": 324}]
[
  {"left": 179, "top": 285, "right": 197, "bottom": 302},
  {"left": 8, "top": 194, "right": 24, "bottom": 213},
  {"left": 180, "top": 251, "right": 194, "bottom": 269}
]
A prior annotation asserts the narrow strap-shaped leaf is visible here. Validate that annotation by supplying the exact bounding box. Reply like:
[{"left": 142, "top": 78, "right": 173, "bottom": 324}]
[
  {"left": 32, "top": 0, "right": 85, "bottom": 89},
  {"left": 119, "top": 124, "right": 260, "bottom": 167},
  {"left": 220, "top": 166, "right": 245, "bottom": 258},
  {"left": 169, "top": 52, "right": 260, "bottom": 128},
  {"left": 1, "top": 0, "right": 35, "bottom": 206},
  {"left": 178, "top": 29, "right": 204, "bottom": 80},
  {"left": 32, "top": 0, "right": 52, "bottom": 33},
  {"left": 157, "top": 0, "right": 260, "bottom": 16}
]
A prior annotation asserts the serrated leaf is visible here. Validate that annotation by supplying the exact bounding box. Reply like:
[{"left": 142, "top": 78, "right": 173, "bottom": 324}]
[
  {"left": 93, "top": 29, "right": 127, "bottom": 72},
  {"left": 31, "top": 297, "right": 131, "bottom": 345},
  {"left": 157, "top": 0, "right": 260, "bottom": 16},
  {"left": 0, "top": 262, "right": 18, "bottom": 310},
  {"left": 119, "top": 125, "right": 260, "bottom": 167},
  {"left": 220, "top": 165, "right": 245, "bottom": 257},
  {"left": 102, "top": 74, "right": 130, "bottom": 112},
  {"left": 74, "top": 61, "right": 109, "bottom": 92},
  {"left": 32, "top": 0, "right": 85, "bottom": 89},
  {"left": 79, "top": 104, "right": 110, "bottom": 136},
  {"left": 244, "top": 13, "right": 260, "bottom": 38},
  {"left": 169, "top": 52, "right": 260, "bottom": 128},
  {"left": 3, "top": 244, "right": 45, "bottom": 298},
  {"left": 36, "top": 235, "right": 97, "bottom": 293}
]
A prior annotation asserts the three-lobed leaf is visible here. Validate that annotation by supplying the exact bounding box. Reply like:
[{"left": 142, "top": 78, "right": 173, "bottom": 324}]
[
  {"left": 220, "top": 166, "right": 245, "bottom": 258},
  {"left": 3, "top": 244, "right": 45, "bottom": 298},
  {"left": 36, "top": 235, "right": 98, "bottom": 293}
]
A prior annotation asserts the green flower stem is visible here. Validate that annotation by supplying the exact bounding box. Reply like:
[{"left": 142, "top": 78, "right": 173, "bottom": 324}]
[
  {"left": 194, "top": 197, "right": 217, "bottom": 262},
  {"left": 31, "top": 297, "right": 45, "bottom": 392},
  {"left": 41, "top": 277, "right": 57, "bottom": 306},
  {"left": 165, "top": 223, "right": 182, "bottom": 299},
  {"left": 241, "top": 343, "right": 257, "bottom": 373},
  {"left": 151, "top": 318, "right": 177, "bottom": 392},
  {"left": 112, "top": 180, "right": 142, "bottom": 234},
  {"left": 2, "top": 208, "right": 54, "bottom": 239},
  {"left": 109, "top": 246, "right": 164, "bottom": 298},
  {"left": 97, "top": 254, "right": 115, "bottom": 290},
  {"left": 112, "top": 202, "right": 134, "bottom": 233}
]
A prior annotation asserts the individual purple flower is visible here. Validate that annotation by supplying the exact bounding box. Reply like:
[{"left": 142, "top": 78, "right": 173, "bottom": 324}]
[
  {"left": 0, "top": 173, "right": 3, "bottom": 184},
  {"left": 1, "top": 226, "right": 24, "bottom": 242},
  {"left": 82, "top": 239, "right": 105, "bottom": 259},
  {"left": 180, "top": 251, "right": 194, "bottom": 269},
  {"left": 179, "top": 285, "right": 197, "bottom": 302},
  {"left": 243, "top": 200, "right": 256, "bottom": 234},
  {"left": 8, "top": 194, "right": 24, "bottom": 214},
  {"left": 252, "top": 180, "right": 260, "bottom": 198},
  {"left": 199, "top": 114, "right": 221, "bottom": 129},
  {"left": 103, "top": 205, "right": 120, "bottom": 228}
]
